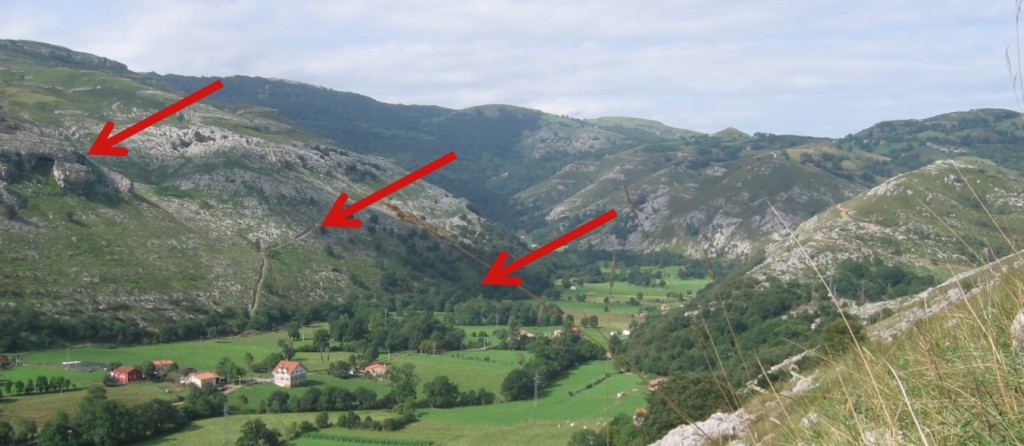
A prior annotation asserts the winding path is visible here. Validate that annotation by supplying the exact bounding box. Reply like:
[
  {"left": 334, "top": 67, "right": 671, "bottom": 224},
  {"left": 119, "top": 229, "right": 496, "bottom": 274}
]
[
  {"left": 249, "top": 225, "right": 318, "bottom": 315},
  {"left": 836, "top": 203, "right": 851, "bottom": 220}
]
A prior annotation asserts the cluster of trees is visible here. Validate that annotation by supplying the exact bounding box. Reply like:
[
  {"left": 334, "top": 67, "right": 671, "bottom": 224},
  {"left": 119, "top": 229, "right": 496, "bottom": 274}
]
[
  {"left": 422, "top": 375, "right": 495, "bottom": 408},
  {"left": 0, "top": 419, "right": 37, "bottom": 445},
  {"left": 3, "top": 374, "right": 75, "bottom": 395},
  {"left": 236, "top": 418, "right": 284, "bottom": 446},
  {"left": 830, "top": 257, "right": 936, "bottom": 302},
  {"left": 36, "top": 385, "right": 205, "bottom": 446},
  {"left": 329, "top": 309, "right": 466, "bottom": 360},
  {"left": 501, "top": 334, "right": 605, "bottom": 401},
  {"left": 449, "top": 296, "right": 563, "bottom": 326},
  {"left": 260, "top": 363, "right": 415, "bottom": 415},
  {"left": 235, "top": 411, "right": 403, "bottom": 446},
  {"left": 262, "top": 386, "right": 384, "bottom": 414},
  {"left": 619, "top": 275, "right": 822, "bottom": 387},
  {"left": 335, "top": 410, "right": 418, "bottom": 432},
  {"left": 568, "top": 372, "right": 738, "bottom": 446}
]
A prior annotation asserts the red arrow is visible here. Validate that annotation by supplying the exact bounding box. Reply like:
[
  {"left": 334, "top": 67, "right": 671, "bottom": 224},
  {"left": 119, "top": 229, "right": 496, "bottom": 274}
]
[
  {"left": 88, "top": 80, "right": 224, "bottom": 156},
  {"left": 483, "top": 209, "right": 618, "bottom": 286},
  {"left": 322, "top": 151, "right": 458, "bottom": 228}
]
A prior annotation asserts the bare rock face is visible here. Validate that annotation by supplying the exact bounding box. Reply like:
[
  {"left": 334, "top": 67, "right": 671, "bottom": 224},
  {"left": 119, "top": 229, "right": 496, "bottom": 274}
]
[
  {"left": 52, "top": 160, "right": 97, "bottom": 192},
  {"left": 649, "top": 409, "right": 754, "bottom": 446},
  {"left": 1012, "top": 309, "right": 1024, "bottom": 352},
  {"left": 0, "top": 181, "right": 22, "bottom": 210}
]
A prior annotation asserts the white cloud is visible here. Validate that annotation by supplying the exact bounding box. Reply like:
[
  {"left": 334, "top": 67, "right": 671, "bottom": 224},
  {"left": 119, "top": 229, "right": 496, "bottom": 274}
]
[{"left": 0, "top": 0, "right": 1018, "bottom": 136}]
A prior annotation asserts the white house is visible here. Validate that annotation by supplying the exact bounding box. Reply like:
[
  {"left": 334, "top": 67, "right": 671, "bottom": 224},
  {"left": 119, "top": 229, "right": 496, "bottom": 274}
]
[
  {"left": 184, "top": 372, "right": 222, "bottom": 388},
  {"left": 272, "top": 360, "right": 307, "bottom": 388}
]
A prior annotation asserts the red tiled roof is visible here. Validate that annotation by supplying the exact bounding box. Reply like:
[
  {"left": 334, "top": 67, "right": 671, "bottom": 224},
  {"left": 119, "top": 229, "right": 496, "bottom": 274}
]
[
  {"left": 274, "top": 360, "right": 303, "bottom": 375},
  {"left": 151, "top": 359, "right": 175, "bottom": 367},
  {"left": 363, "top": 363, "right": 387, "bottom": 373},
  {"left": 192, "top": 372, "right": 220, "bottom": 381},
  {"left": 111, "top": 366, "right": 139, "bottom": 375}
]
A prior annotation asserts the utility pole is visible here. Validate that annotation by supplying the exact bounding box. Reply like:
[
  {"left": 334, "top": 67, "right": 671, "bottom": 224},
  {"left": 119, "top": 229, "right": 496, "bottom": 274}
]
[
  {"left": 534, "top": 371, "right": 541, "bottom": 406},
  {"left": 223, "top": 402, "right": 229, "bottom": 444}
]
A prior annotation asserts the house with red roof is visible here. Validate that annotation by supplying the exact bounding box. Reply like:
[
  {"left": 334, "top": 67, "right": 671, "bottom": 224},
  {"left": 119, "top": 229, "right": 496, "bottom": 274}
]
[
  {"left": 184, "top": 372, "right": 222, "bottom": 388},
  {"left": 362, "top": 362, "right": 388, "bottom": 378},
  {"left": 151, "top": 359, "right": 176, "bottom": 369},
  {"left": 272, "top": 360, "right": 307, "bottom": 388},
  {"left": 110, "top": 366, "right": 144, "bottom": 384}
]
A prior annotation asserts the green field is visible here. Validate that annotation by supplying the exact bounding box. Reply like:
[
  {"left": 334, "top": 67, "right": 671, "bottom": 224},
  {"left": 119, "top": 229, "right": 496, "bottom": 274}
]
[
  {"left": 228, "top": 375, "right": 393, "bottom": 413},
  {"left": 568, "top": 278, "right": 709, "bottom": 302},
  {"left": 0, "top": 381, "right": 179, "bottom": 425},
  {"left": 387, "top": 351, "right": 524, "bottom": 396},
  {"left": 19, "top": 325, "right": 345, "bottom": 374},
  {"left": 147, "top": 360, "right": 647, "bottom": 446}
]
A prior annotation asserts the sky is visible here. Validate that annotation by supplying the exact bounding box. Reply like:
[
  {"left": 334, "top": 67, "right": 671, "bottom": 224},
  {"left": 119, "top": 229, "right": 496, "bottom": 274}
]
[{"left": 3, "top": 0, "right": 1020, "bottom": 136}]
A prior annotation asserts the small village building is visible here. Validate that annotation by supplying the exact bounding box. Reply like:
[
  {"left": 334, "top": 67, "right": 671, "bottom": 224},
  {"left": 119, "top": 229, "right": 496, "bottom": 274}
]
[
  {"left": 272, "top": 360, "right": 307, "bottom": 388},
  {"left": 362, "top": 362, "right": 388, "bottom": 378},
  {"left": 151, "top": 359, "right": 176, "bottom": 369},
  {"left": 634, "top": 407, "right": 650, "bottom": 425},
  {"left": 110, "top": 366, "right": 144, "bottom": 384},
  {"left": 660, "top": 303, "right": 671, "bottom": 313},
  {"left": 514, "top": 329, "right": 536, "bottom": 339},
  {"left": 647, "top": 376, "right": 669, "bottom": 392},
  {"left": 185, "top": 372, "right": 222, "bottom": 388}
]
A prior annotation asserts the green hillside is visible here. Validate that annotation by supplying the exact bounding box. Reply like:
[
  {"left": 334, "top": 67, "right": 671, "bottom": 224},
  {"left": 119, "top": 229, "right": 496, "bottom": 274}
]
[
  {"left": 755, "top": 158, "right": 1024, "bottom": 281},
  {"left": 0, "top": 41, "right": 536, "bottom": 349}
]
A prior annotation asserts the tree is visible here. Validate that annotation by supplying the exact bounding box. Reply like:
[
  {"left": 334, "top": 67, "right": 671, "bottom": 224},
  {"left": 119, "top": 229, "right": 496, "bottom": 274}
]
[
  {"left": 244, "top": 352, "right": 255, "bottom": 371},
  {"left": 567, "top": 428, "right": 604, "bottom": 446},
  {"left": 217, "top": 357, "right": 245, "bottom": 383},
  {"left": 638, "top": 372, "right": 738, "bottom": 443},
  {"left": 423, "top": 375, "right": 460, "bottom": 408},
  {"left": 133, "top": 399, "right": 186, "bottom": 438},
  {"left": 385, "top": 363, "right": 418, "bottom": 403},
  {"left": 819, "top": 315, "right": 864, "bottom": 356},
  {"left": 286, "top": 322, "right": 301, "bottom": 341},
  {"left": 0, "top": 420, "right": 13, "bottom": 446},
  {"left": 74, "top": 397, "right": 137, "bottom": 446},
  {"left": 39, "top": 411, "right": 82, "bottom": 446},
  {"left": 315, "top": 411, "right": 331, "bottom": 428},
  {"left": 280, "top": 340, "right": 296, "bottom": 360},
  {"left": 139, "top": 362, "right": 156, "bottom": 380},
  {"left": 236, "top": 418, "right": 283, "bottom": 446},
  {"left": 312, "top": 328, "right": 330, "bottom": 352},
  {"left": 296, "top": 387, "right": 322, "bottom": 412},
  {"left": 24, "top": 378, "right": 34, "bottom": 394},
  {"left": 337, "top": 411, "right": 361, "bottom": 429},
  {"left": 501, "top": 368, "right": 534, "bottom": 401},
  {"left": 13, "top": 381, "right": 23, "bottom": 395},
  {"left": 12, "top": 419, "right": 37, "bottom": 443},
  {"left": 266, "top": 390, "right": 290, "bottom": 413}
]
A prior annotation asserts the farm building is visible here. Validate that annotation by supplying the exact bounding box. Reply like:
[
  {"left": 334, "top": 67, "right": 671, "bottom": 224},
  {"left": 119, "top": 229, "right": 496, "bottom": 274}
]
[
  {"left": 110, "top": 366, "right": 144, "bottom": 384},
  {"left": 272, "top": 360, "right": 307, "bottom": 388},
  {"left": 513, "top": 329, "right": 536, "bottom": 339},
  {"left": 647, "top": 376, "right": 669, "bottom": 392},
  {"left": 151, "top": 359, "right": 176, "bottom": 369},
  {"left": 362, "top": 362, "right": 388, "bottom": 378},
  {"left": 184, "top": 372, "right": 222, "bottom": 388}
]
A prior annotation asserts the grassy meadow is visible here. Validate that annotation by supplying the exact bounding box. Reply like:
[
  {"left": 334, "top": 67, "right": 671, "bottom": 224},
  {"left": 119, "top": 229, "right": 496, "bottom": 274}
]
[{"left": 146, "top": 360, "right": 647, "bottom": 446}]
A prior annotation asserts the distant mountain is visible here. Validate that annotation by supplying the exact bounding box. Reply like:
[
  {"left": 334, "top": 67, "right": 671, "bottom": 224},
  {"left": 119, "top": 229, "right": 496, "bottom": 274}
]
[
  {"left": 3, "top": 39, "right": 1024, "bottom": 329},
  {"left": 753, "top": 158, "right": 1024, "bottom": 281},
  {"left": 0, "top": 40, "right": 533, "bottom": 332},
  {"left": 151, "top": 74, "right": 886, "bottom": 257}
]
